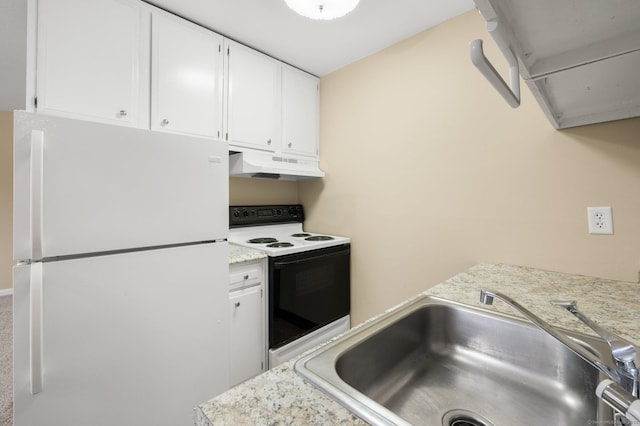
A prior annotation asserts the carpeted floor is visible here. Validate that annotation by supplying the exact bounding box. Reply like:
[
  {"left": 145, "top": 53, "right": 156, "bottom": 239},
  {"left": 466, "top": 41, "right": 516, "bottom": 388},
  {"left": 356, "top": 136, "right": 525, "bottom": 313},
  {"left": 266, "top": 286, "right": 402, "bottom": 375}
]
[{"left": 0, "top": 295, "right": 12, "bottom": 426}]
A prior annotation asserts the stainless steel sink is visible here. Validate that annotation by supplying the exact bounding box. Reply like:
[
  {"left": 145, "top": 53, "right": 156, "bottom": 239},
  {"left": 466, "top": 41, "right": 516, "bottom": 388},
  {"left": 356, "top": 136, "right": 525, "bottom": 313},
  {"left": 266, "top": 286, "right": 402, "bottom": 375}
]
[{"left": 295, "top": 295, "right": 614, "bottom": 426}]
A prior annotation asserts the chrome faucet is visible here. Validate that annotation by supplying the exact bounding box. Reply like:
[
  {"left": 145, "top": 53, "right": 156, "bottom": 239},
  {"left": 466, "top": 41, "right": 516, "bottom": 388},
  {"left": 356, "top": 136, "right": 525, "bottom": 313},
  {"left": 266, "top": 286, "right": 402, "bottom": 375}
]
[
  {"left": 479, "top": 289, "right": 639, "bottom": 399},
  {"left": 551, "top": 300, "right": 639, "bottom": 398}
]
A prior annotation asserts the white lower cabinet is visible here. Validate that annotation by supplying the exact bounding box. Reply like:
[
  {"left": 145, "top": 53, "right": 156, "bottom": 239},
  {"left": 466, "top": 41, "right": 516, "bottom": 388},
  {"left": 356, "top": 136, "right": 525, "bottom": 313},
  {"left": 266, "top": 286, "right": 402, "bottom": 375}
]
[{"left": 229, "top": 259, "right": 266, "bottom": 387}]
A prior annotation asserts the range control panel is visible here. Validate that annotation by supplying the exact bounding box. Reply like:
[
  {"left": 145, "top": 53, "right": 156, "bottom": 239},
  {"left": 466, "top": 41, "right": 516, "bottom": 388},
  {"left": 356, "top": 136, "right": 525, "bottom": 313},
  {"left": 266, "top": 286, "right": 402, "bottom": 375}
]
[{"left": 229, "top": 204, "right": 305, "bottom": 228}]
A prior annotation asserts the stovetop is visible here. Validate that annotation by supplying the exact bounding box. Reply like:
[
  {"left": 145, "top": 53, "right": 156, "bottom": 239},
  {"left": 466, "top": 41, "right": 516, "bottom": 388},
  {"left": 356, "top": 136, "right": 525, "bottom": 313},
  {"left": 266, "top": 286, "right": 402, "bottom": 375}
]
[{"left": 229, "top": 205, "right": 350, "bottom": 256}]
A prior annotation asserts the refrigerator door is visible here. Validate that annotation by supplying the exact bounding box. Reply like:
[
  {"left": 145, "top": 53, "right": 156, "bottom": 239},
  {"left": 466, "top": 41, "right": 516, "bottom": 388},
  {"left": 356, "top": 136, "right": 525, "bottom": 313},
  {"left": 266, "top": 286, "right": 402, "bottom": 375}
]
[
  {"left": 13, "top": 111, "right": 228, "bottom": 261},
  {"left": 14, "top": 242, "right": 229, "bottom": 426}
]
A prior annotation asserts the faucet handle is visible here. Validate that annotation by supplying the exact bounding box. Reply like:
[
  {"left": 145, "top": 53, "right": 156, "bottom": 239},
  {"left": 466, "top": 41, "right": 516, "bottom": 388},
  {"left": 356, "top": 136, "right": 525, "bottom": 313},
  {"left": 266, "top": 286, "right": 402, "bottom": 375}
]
[
  {"left": 552, "top": 300, "right": 637, "bottom": 364},
  {"left": 550, "top": 300, "right": 577, "bottom": 309}
]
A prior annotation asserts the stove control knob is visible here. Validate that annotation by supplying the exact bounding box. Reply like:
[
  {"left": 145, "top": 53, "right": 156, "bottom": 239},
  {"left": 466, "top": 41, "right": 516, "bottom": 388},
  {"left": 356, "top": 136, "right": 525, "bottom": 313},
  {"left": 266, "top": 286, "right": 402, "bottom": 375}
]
[
  {"left": 232, "top": 210, "right": 240, "bottom": 218},
  {"left": 242, "top": 210, "right": 249, "bottom": 217},
  {"left": 275, "top": 208, "right": 282, "bottom": 216}
]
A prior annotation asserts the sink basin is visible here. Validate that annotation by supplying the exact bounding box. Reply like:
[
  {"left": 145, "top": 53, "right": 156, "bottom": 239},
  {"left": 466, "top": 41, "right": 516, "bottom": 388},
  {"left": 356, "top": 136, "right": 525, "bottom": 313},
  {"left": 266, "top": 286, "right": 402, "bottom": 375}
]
[{"left": 295, "top": 295, "right": 614, "bottom": 426}]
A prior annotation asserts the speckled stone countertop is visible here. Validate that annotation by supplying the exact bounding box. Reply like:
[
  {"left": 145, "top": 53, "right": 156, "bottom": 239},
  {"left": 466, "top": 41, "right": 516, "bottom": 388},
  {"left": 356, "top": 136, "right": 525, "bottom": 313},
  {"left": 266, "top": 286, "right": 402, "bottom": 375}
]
[
  {"left": 229, "top": 243, "right": 267, "bottom": 265},
  {"left": 195, "top": 263, "right": 640, "bottom": 425}
]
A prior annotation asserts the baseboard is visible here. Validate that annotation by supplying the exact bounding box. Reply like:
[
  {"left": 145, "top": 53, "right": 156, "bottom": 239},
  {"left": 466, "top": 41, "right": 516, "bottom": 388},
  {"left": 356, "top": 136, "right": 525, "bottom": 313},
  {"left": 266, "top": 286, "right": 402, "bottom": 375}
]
[{"left": 0, "top": 288, "right": 13, "bottom": 297}]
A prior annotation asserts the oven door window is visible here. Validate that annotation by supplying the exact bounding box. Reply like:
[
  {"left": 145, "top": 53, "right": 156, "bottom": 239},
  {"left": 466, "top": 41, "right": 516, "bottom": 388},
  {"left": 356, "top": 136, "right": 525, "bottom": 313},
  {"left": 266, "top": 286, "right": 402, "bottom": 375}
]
[{"left": 270, "top": 245, "right": 350, "bottom": 349}]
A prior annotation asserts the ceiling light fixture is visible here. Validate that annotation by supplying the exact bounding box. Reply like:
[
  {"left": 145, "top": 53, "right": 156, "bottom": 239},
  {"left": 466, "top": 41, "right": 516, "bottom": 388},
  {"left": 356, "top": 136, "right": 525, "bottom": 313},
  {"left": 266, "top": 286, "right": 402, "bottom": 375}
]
[{"left": 285, "top": 0, "right": 360, "bottom": 20}]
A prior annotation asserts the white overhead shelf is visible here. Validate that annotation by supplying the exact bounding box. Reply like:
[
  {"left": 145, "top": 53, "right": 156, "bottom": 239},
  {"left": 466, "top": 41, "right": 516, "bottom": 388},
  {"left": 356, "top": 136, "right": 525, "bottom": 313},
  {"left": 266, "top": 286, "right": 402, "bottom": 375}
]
[{"left": 470, "top": 0, "right": 640, "bottom": 129}]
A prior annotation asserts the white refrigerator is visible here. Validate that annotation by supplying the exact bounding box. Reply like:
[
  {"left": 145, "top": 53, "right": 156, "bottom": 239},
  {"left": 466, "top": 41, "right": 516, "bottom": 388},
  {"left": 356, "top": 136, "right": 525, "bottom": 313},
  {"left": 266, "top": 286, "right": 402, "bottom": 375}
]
[{"left": 12, "top": 111, "right": 230, "bottom": 425}]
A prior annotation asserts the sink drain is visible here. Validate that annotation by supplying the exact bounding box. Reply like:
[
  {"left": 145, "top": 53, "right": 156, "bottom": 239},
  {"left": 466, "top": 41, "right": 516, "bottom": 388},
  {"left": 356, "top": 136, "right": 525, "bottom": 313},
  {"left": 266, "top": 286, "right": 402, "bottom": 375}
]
[
  {"left": 442, "top": 409, "right": 495, "bottom": 426},
  {"left": 450, "top": 420, "right": 486, "bottom": 426}
]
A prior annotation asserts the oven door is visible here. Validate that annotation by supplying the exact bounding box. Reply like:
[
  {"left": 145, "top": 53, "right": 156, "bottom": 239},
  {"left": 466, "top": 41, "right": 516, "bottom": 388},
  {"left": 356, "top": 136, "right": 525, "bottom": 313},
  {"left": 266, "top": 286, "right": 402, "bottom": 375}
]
[{"left": 269, "top": 244, "right": 350, "bottom": 349}]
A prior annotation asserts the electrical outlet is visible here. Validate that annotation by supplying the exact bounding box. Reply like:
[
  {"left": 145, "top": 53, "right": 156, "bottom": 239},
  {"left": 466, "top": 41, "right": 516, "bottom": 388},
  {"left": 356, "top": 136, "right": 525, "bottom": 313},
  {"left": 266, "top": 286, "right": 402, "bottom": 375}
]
[{"left": 587, "top": 207, "right": 613, "bottom": 234}]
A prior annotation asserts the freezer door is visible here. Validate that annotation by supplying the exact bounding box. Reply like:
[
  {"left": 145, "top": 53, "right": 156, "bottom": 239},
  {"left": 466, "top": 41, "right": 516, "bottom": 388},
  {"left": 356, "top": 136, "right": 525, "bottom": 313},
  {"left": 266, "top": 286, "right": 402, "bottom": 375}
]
[
  {"left": 13, "top": 242, "right": 229, "bottom": 426},
  {"left": 13, "top": 111, "right": 228, "bottom": 261}
]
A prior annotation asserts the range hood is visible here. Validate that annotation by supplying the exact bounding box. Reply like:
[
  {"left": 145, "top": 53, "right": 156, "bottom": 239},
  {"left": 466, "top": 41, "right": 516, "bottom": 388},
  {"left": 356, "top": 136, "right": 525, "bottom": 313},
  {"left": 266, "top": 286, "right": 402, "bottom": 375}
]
[
  {"left": 229, "top": 151, "right": 325, "bottom": 180},
  {"left": 470, "top": 0, "right": 640, "bottom": 129}
]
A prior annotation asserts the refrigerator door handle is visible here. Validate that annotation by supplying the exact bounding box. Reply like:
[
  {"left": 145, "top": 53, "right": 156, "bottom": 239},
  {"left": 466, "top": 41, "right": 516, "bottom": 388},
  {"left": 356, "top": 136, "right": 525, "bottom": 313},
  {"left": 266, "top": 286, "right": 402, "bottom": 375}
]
[
  {"left": 30, "top": 130, "right": 44, "bottom": 261},
  {"left": 30, "top": 262, "right": 44, "bottom": 394}
]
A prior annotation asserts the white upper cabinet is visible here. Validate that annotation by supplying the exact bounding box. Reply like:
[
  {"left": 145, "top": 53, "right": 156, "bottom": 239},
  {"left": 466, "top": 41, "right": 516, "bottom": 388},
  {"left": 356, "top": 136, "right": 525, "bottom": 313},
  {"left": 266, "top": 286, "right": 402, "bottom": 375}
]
[
  {"left": 151, "top": 13, "right": 224, "bottom": 138},
  {"left": 282, "top": 66, "right": 319, "bottom": 157},
  {"left": 6, "top": 0, "right": 322, "bottom": 163},
  {"left": 225, "top": 41, "right": 321, "bottom": 162},
  {"left": 36, "top": 0, "right": 149, "bottom": 127},
  {"left": 225, "top": 40, "right": 281, "bottom": 151}
]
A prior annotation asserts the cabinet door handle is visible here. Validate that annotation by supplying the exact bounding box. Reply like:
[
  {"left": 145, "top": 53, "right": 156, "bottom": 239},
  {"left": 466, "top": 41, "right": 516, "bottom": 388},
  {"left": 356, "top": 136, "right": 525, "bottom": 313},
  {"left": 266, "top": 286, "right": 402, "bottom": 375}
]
[
  {"left": 234, "top": 302, "right": 240, "bottom": 308},
  {"left": 161, "top": 119, "right": 169, "bottom": 127},
  {"left": 243, "top": 274, "right": 249, "bottom": 280},
  {"left": 119, "top": 110, "right": 127, "bottom": 117},
  {"left": 288, "top": 142, "right": 292, "bottom": 148},
  {"left": 267, "top": 139, "right": 272, "bottom": 145}
]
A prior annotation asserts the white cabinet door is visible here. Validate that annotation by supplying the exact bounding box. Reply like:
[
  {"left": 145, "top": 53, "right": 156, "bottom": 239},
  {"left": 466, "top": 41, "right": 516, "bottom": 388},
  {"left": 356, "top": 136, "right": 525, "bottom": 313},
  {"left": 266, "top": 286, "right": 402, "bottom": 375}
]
[
  {"left": 282, "top": 66, "right": 319, "bottom": 157},
  {"left": 151, "top": 13, "right": 223, "bottom": 138},
  {"left": 226, "top": 40, "right": 280, "bottom": 151},
  {"left": 229, "top": 285, "right": 264, "bottom": 386},
  {"left": 36, "top": 0, "right": 149, "bottom": 127}
]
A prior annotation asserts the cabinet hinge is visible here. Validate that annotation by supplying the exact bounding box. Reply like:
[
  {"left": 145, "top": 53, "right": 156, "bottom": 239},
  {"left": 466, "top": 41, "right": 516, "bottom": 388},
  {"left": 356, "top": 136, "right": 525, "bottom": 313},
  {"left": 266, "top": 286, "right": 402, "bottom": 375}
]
[
  {"left": 34, "top": 96, "right": 38, "bottom": 109},
  {"left": 260, "top": 288, "right": 263, "bottom": 298},
  {"left": 227, "top": 47, "right": 230, "bottom": 55},
  {"left": 261, "top": 361, "right": 264, "bottom": 370},
  {"left": 225, "top": 132, "right": 228, "bottom": 141},
  {"left": 218, "top": 44, "right": 221, "bottom": 53}
]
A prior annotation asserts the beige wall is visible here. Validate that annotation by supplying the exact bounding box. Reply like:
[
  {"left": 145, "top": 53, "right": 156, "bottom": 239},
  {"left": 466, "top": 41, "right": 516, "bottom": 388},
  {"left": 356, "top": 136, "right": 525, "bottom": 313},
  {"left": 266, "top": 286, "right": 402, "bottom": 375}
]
[
  {"left": 299, "top": 10, "right": 640, "bottom": 325},
  {"left": 229, "top": 177, "right": 298, "bottom": 206},
  {"left": 0, "top": 111, "right": 13, "bottom": 291}
]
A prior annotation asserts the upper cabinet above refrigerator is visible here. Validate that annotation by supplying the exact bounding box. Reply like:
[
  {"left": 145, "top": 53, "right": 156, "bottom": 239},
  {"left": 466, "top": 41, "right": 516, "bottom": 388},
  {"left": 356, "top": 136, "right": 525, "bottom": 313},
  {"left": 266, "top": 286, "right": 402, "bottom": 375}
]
[
  {"left": 470, "top": 0, "right": 640, "bottom": 129},
  {"left": 35, "top": 0, "right": 149, "bottom": 127}
]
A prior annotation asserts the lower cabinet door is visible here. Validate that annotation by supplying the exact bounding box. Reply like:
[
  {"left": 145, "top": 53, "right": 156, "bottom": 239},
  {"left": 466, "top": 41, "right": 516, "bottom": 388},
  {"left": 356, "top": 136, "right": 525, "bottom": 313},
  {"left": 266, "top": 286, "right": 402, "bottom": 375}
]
[{"left": 229, "top": 285, "right": 264, "bottom": 386}]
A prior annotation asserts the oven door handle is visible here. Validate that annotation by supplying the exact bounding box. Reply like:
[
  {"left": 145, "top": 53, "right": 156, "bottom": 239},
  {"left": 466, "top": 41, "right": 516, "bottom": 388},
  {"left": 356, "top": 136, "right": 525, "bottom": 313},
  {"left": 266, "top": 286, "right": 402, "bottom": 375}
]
[{"left": 273, "top": 248, "right": 349, "bottom": 268}]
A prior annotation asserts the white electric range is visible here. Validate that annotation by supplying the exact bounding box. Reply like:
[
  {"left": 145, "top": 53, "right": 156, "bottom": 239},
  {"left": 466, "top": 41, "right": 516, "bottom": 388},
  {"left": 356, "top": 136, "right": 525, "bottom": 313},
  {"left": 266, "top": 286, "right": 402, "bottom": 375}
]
[
  {"left": 229, "top": 223, "right": 350, "bottom": 256},
  {"left": 229, "top": 205, "right": 351, "bottom": 368}
]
